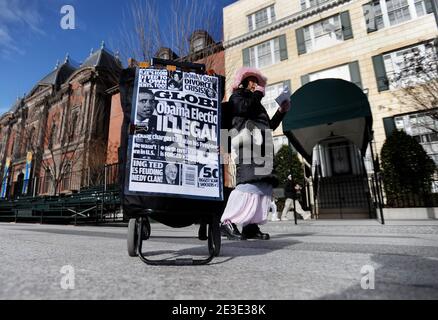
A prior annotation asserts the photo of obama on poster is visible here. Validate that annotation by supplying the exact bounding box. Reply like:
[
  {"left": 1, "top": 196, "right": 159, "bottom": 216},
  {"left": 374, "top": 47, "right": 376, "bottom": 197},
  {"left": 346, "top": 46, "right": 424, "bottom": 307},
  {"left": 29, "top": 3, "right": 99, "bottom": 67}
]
[
  {"left": 136, "top": 88, "right": 158, "bottom": 133},
  {"left": 126, "top": 67, "right": 222, "bottom": 200}
]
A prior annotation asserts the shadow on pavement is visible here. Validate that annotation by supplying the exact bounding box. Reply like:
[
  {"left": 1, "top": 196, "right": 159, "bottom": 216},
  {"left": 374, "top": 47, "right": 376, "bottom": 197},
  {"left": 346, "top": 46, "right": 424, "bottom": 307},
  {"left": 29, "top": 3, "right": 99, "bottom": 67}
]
[
  {"left": 317, "top": 253, "right": 438, "bottom": 299},
  {"left": 137, "top": 239, "right": 302, "bottom": 265}
]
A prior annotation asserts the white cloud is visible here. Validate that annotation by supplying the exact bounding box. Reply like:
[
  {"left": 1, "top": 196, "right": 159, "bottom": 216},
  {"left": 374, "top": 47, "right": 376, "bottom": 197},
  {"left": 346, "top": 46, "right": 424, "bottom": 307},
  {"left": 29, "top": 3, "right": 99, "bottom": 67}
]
[
  {"left": 0, "top": 0, "right": 45, "bottom": 58},
  {"left": 0, "top": 27, "right": 12, "bottom": 44}
]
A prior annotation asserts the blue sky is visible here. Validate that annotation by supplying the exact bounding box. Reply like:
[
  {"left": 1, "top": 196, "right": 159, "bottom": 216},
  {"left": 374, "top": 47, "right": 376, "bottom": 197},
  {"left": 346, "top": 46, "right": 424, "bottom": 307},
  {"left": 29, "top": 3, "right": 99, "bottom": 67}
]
[{"left": 0, "top": 0, "right": 236, "bottom": 114}]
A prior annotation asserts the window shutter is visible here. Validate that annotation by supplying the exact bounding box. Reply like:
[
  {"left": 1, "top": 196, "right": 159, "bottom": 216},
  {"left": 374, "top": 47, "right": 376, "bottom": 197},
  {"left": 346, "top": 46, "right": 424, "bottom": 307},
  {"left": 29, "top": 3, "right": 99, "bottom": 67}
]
[
  {"left": 271, "top": 6, "right": 276, "bottom": 20},
  {"left": 348, "top": 61, "right": 363, "bottom": 89},
  {"left": 363, "top": 2, "right": 377, "bottom": 33},
  {"left": 372, "top": 55, "right": 389, "bottom": 92},
  {"left": 425, "top": 0, "right": 433, "bottom": 13},
  {"left": 295, "top": 28, "right": 306, "bottom": 55},
  {"left": 301, "top": 74, "right": 310, "bottom": 86},
  {"left": 248, "top": 16, "right": 253, "bottom": 31},
  {"left": 425, "top": 0, "right": 438, "bottom": 27},
  {"left": 340, "top": 11, "right": 353, "bottom": 40},
  {"left": 279, "top": 35, "right": 288, "bottom": 61},
  {"left": 242, "top": 48, "right": 250, "bottom": 67},
  {"left": 383, "top": 117, "right": 396, "bottom": 137}
]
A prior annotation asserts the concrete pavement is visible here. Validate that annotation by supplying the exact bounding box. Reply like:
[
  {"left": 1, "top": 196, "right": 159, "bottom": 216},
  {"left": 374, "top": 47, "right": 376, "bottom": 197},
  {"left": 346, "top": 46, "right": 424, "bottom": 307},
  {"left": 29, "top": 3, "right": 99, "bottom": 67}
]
[{"left": 1, "top": 219, "right": 438, "bottom": 300}]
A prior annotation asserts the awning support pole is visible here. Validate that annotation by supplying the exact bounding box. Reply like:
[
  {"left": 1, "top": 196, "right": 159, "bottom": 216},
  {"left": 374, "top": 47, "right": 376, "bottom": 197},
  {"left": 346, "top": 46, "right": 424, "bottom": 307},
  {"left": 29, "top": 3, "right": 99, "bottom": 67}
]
[{"left": 369, "top": 131, "right": 385, "bottom": 225}]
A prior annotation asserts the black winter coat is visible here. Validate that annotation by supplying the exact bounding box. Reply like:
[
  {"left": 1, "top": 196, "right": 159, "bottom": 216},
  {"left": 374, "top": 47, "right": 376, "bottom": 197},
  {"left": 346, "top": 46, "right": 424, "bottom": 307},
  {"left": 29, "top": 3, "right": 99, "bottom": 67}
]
[
  {"left": 229, "top": 88, "right": 285, "bottom": 187},
  {"left": 284, "top": 179, "right": 295, "bottom": 199}
]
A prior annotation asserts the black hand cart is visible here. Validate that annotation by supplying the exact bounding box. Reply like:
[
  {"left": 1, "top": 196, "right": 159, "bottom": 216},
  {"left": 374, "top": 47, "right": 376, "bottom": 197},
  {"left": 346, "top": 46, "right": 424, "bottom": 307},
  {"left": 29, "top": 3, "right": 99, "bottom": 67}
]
[{"left": 118, "top": 59, "right": 224, "bottom": 265}]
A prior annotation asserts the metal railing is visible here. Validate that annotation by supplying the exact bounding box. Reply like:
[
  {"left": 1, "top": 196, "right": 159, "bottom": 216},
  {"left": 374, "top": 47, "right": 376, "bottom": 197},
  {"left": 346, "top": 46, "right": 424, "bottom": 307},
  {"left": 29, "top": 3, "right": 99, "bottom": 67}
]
[
  {"left": 371, "top": 175, "right": 438, "bottom": 208},
  {"left": 2, "top": 163, "right": 120, "bottom": 199},
  {"left": 0, "top": 163, "right": 122, "bottom": 224}
]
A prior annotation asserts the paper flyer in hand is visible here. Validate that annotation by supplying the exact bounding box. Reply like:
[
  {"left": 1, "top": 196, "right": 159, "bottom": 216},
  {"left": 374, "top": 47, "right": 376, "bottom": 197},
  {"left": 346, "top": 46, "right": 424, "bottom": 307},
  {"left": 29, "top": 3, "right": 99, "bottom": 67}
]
[{"left": 275, "top": 86, "right": 291, "bottom": 106}]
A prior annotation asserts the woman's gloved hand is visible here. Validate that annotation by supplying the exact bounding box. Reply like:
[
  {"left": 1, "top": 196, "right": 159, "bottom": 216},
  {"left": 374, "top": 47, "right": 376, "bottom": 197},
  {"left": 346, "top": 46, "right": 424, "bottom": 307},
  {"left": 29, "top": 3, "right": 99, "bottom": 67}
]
[{"left": 279, "top": 100, "right": 291, "bottom": 113}]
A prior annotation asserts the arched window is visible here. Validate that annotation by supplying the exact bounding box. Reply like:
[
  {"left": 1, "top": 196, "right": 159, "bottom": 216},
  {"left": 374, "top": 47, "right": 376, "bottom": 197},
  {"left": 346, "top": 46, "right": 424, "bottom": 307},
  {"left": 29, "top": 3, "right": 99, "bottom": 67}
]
[
  {"left": 62, "top": 163, "right": 72, "bottom": 191},
  {"left": 43, "top": 168, "right": 52, "bottom": 194},
  {"left": 192, "top": 37, "right": 205, "bottom": 52}
]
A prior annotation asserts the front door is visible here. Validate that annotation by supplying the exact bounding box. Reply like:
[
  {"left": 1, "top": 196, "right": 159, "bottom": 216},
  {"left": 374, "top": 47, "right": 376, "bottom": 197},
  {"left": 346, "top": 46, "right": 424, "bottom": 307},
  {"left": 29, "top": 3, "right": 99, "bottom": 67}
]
[{"left": 329, "top": 142, "right": 352, "bottom": 176}]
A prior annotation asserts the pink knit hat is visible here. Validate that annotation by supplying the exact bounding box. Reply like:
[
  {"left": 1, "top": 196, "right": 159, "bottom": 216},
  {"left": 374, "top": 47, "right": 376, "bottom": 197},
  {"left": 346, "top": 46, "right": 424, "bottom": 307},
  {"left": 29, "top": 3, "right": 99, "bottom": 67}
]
[{"left": 231, "top": 67, "right": 267, "bottom": 91}]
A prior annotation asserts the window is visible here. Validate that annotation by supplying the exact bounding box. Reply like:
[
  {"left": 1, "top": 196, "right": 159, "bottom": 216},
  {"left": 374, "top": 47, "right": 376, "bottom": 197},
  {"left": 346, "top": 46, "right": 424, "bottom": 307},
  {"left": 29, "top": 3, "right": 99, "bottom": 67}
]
[
  {"left": 244, "top": 35, "right": 288, "bottom": 67},
  {"left": 159, "top": 52, "right": 169, "bottom": 60},
  {"left": 61, "top": 163, "right": 72, "bottom": 191},
  {"left": 300, "top": 0, "right": 330, "bottom": 10},
  {"left": 414, "top": 0, "right": 427, "bottom": 15},
  {"left": 248, "top": 5, "right": 275, "bottom": 31},
  {"left": 303, "top": 15, "right": 343, "bottom": 52},
  {"left": 393, "top": 111, "right": 438, "bottom": 164},
  {"left": 308, "top": 64, "right": 351, "bottom": 82},
  {"left": 387, "top": 0, "right": 412, "bottom": 25},
  {"left": 383, "top": 41, "right": 437, "bottom": 88},
  {"left": 249, "top": 38, "right": 280, "bottom": 68},
  {"left": 192, "top": 38, "right": 205, "bottom": 52},
  {"left": 364, "top": 0, "right": 429, "bottom": 32},
  {"left": 302, "top": 61, "right": 363, "bottom": 88},
  {"left": 273, "top": 135, "right": 289, "bottom": 154},
  {"left": 42, "top": 169, "right": 52, "bottom": 194}
]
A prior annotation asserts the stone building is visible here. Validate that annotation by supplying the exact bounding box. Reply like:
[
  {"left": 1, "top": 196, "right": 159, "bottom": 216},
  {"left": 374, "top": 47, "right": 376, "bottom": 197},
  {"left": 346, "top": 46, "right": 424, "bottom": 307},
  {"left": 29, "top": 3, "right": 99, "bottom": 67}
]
[
  {"left": 223, "top": 0, "right": 438, "bottom": 218},
  {"left": 224, "top": 0, "right": 437, "bottom": 151}
]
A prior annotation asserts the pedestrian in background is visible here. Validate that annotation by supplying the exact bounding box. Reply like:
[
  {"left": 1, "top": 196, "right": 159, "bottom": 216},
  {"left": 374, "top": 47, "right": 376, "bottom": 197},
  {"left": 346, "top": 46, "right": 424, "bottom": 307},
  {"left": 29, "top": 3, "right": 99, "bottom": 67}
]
[{"left": 282, "top": 175, "right": 311, "bottom": 220}]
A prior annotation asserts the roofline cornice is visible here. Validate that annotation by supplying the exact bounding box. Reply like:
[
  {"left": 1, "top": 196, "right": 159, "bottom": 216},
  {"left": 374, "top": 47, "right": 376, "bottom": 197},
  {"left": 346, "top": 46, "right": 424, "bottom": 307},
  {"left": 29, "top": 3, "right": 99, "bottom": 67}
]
[{"left": 223, "top": 0, "right": 351, "bottom": 49}]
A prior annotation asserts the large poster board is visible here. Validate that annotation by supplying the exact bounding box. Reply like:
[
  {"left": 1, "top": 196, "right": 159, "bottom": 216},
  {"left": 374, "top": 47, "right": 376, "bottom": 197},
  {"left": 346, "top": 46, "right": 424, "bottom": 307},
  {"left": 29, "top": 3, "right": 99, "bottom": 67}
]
[
  {"left": 0, "top": 157, "right": 11, "bottom": 198},
  {"left": 125, "top": 66, "right": 223, "bottom": 200}
]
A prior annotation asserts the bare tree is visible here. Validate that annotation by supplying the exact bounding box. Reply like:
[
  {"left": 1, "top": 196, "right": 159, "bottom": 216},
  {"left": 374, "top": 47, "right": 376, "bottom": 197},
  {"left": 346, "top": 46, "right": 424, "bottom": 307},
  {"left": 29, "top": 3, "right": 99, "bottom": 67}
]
[
  {"left": 86, "top": 138, "right": 113, "bottom": 186},
  {"left": 116, "top": 0, "right": 223, "bottom": 70},
  {"left": 118, "top": 0, "right": 162, "bottom": 62},
  {"left": 391, "top": 38, "right": 438, "bottom": 132},
  {"left": 25, "top": 111, "right": 84, "bottom": 196}
]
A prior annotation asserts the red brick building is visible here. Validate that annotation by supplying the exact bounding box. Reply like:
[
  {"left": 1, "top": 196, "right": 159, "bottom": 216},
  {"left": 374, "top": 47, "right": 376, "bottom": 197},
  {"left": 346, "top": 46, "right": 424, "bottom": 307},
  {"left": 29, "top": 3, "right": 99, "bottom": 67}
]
[{"left": 0, "top": 45, "right": 122, "bottom": 197}]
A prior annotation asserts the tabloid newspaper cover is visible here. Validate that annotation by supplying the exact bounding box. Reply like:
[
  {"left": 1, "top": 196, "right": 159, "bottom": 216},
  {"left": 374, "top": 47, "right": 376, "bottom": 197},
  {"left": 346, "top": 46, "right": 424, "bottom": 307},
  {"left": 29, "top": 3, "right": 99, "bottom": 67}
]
[{"left": 125, "top": 67, "right": 223, "bottom": 200}]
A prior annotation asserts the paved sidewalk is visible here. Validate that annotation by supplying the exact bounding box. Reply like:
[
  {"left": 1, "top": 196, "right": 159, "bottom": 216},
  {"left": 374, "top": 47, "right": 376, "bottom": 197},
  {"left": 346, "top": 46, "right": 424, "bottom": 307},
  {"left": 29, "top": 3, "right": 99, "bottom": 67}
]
[{"left": 1, "top": 219, "right": 438, "bottom": 300}]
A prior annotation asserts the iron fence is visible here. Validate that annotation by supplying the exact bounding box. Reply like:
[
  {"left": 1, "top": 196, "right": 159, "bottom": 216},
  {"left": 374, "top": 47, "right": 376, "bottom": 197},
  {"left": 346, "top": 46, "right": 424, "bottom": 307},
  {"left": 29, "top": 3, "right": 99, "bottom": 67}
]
[
  {"left": 1, "top": 163, "right": 120, "bottom": 200},
  {"left": 0, "top": 163, "right": 122, "bottom": 224},
  {"left": 370, "top": 175, "right": 438, "bottom": 208}
]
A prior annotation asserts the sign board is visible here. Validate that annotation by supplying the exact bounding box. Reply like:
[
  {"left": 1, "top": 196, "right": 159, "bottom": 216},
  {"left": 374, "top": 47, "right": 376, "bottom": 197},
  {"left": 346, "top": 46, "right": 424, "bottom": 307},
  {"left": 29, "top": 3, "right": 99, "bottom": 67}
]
[
  {"left": 0, "top": 157, "right": 11, "bottom": 198},
  {"left": 125, "top": 66, "right": 223, "bottom": 201},
  {"left": 22, "top": 152, "right": 33, "bottom": 194}
]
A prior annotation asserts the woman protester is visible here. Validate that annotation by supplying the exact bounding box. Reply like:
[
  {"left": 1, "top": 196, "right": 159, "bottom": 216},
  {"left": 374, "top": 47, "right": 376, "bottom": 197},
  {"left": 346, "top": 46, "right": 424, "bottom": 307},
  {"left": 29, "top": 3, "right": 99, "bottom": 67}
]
[{"left": 220, "top": 67, "right": 291, "bottom": 240}]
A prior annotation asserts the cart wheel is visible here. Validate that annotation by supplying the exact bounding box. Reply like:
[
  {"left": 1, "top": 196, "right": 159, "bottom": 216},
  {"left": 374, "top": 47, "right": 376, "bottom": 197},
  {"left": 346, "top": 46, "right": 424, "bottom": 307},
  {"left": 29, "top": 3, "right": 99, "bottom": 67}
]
[
  {"left": 142, "top": 217, "right": 151, "bottom": 240},
  {"left": 208, "top": 217, "right": 221, "bottom": 257},
  {"left": 127, "top": 218, "right": 138, "bottom": 257}
]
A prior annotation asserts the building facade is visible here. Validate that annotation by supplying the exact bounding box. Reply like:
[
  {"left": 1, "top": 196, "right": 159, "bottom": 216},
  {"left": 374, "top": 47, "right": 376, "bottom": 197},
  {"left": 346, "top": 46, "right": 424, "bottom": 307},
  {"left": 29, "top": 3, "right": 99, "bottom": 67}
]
[
  {"left": 223, "top": 0, "right": 438, "bottom": 156},
  {"left": 223, "top": 0, "right": 437, "bottom": 218},
  {"left": 0, "top": 45, "right": 122, "bottom": 198}
]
